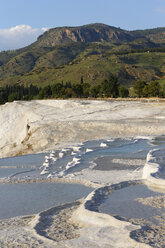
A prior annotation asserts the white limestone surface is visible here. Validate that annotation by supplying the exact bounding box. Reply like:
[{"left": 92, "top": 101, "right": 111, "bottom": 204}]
[
  {"left": 143, "top": 148, "right": 165, "bottom": 189},
  {"left": 1, "top": 99, "right": 165, "bottom": 248},
  {"left": 1, "top": 99, "right": 165, "bottom": 158}
]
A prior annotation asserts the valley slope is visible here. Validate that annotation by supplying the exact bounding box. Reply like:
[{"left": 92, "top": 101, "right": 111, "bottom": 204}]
[{"left": 0, "top": 23, "right": 165, "bottom": 87}]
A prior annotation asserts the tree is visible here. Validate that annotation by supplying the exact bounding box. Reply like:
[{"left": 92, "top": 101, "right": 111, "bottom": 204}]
[
  {"left": 82, "top": 82, "right": 90, "bottom": 98},
  {"left": 0, "top": 89, "right": 6, "bottom": 104},
  {"left": 134, "top": 80, "right": 146, "bottom": 97},
  {"left": 101, "top": 74, "right": 119, "bottom": 97},
  {"left": 64, "top": 88, "right": 73, "bottom": 98},
  {"left": 80, "top": 76, "right": 84, "bottom": 84},
  {"left": 51, "top": 83, "right": 64, "bottom": 98},
  {"left": 90, "top": 85, "right": 101, "bottom": 98},
  {"left": 29, "top": 84, "right": 40, "bottom": 98},
  {"left": 147, "top": 81, "right": 160, "bottom": 97},
  {"left": 38, "top": 85, "right": 52, "bottom": 99},
  {"left": 8, "top": 92, "right": 20, "bottom": 102},
  {"left": 119, "top": 86, "right": 129, "bottom": 98},
  {"left": 72, "top": 83, "right": 83, "bottom": 97}
]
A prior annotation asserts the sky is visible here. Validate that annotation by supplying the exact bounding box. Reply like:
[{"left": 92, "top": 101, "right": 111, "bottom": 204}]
[{"left": 0, "top": 0, "right": 165, "bottom": 51}]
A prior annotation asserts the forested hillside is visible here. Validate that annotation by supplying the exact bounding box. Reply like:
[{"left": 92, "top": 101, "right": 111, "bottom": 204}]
[{"left": 0, "top": 23, "right": 165, "bottom": 94}]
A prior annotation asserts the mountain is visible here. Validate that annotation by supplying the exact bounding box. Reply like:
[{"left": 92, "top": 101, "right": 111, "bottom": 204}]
[
  {"left": 0, "top": 23, "right": 165, "bottom": 88},
  {"left": 36, "top": 23, "right": 135, "bottom": 47},
  {"left": 131, "top": 27, "right": 165, "bottom": 44}
]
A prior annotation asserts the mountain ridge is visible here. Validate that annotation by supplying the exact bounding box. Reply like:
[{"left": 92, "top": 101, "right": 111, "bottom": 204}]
[
  {"left": 0, "top": 23, "right": 165, "bottom": 88},
  {"left": 36, "top": 23, "right": 135, "bottom": 47},
  {"left": 36, "top": 23, "right": 165, "bottom": 47}
]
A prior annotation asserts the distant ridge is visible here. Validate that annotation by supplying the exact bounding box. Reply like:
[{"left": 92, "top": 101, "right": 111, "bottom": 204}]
[
  {"left": 36, "top": 23, "right": 136, "bottom": 47},
  {"left": 0, "top": 23, "right": 165, "bottom": 87},
  {"left": 36, "top": 23, "right": 165, "bottom": 47}
]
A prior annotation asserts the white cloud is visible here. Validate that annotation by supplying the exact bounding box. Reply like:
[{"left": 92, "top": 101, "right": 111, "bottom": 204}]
[
  {"left": 156, "top": 6, "right": 165, "bottom": 13},
  {"left": 0, "top": 25, "right": 49, "bottom": 51},
  {"left": 41, "top": 27, "right": 50, "bottom": 32}
]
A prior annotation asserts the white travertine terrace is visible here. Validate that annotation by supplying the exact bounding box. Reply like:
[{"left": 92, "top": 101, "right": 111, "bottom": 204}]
[
  {"left": 1, "top": 99, "right": 165, "bottom": 247},
  {"left": 1, "top": 99, "right": 165, "bottom": 158}
]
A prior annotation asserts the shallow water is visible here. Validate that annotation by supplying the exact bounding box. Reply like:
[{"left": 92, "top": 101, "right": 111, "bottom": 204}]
[
  {"left": 151, "top": 135, "right": 165, "bottom": 147},
  {"left": 0, "top": 182, "right": 93, "bottom": 219},
  {"left": 0, "top": 137, "right": 152, "bottom": 179},
  {"left": 94, "top": 156, "right": 145, "bottom": 171},
  {"left": 0, "top": 153, "right": 48, "bottom": 168},
  {"left": 100, "top": 184, "right": 165, "bottom": 224},
  {"left": 1, "top": 136, "right": 165, "bottom": 221},
  {"left": 52, "top": 137, "right": 154, "bottom": 176},
  {"left": 0, "top": 153, "right": 48, "bottom": 178},
  {"left": 0, "top": 136, "right": 161, "bottom": 180}
]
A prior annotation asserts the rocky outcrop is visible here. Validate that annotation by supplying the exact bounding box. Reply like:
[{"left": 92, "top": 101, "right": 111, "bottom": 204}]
[{"left": 36, "top": 23, "right": 136, "bottom": 47}]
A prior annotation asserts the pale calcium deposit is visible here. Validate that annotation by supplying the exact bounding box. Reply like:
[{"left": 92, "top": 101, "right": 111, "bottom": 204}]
[
  {"left": 1, "top": 99, "right": 165, "bottom": 158},
  {"left": 1, "top": 99, "right": 165, "bottom": 248}
]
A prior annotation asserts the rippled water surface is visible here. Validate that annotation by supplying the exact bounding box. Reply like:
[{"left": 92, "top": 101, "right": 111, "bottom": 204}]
[
  {"left": 100, "top": 184, "right": 165, "bottom": 224},
  {"left": 1, "top": 135, "right": 165, "bottom": 220},
  {"left": 0, "top": 137, "right": 154, "bottom": 179},
  {"left": 0, "top": 182, "right": 93, "bottom": 219}
]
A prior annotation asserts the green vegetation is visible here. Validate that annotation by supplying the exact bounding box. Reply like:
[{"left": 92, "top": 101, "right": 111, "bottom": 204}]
[
  {"left": 1, "top": 23, "right": 165, "bottom": 94},
  {"left": 0, "top": 74, "right": 122, "bottom": 103},
  {"left": 0, "top": 74, "right": 164, "bottom": 105},
  {"left": 133, "top": 80, "right": 162, "bottom": 97},
  {"left": 0, "top": 84, "right": 40, "bottom": 104},
  {"left": 1, "top": 49, "right": 165, "bottom": 89}
]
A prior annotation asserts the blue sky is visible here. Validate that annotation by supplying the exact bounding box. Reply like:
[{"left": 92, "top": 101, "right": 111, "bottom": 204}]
[{"left": 0, "top": 0, "right": 165, "bottom": 50}]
